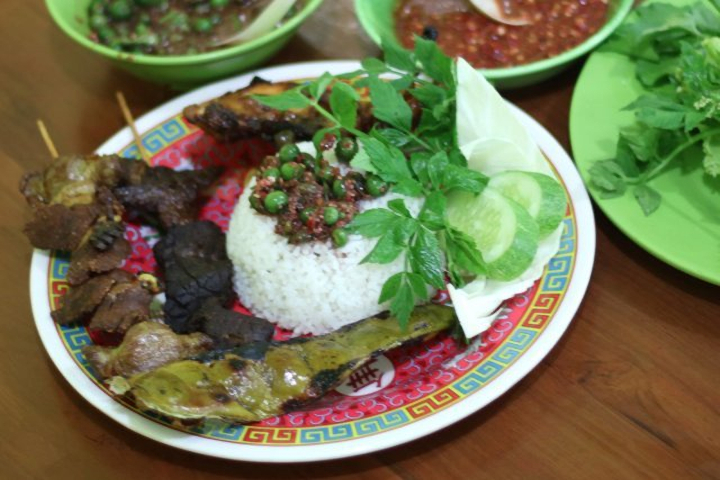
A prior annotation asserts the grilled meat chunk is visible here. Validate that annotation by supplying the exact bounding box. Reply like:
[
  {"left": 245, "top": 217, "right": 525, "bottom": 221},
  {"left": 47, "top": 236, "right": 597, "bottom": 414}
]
[
  {"left": 89, "top": 276, "right": 154, "bottom": 334},
  {"left": 84, "top": 322, "right": 213, "bottom": 379},
  {"left": 52, "top": 269, "right": 156, "bottom": 335},
  {"left": 20, "top": 155, "right": 221, "bottom": 251},
  {"left": 64, "top": 187, "right": 129, "bottom": 285},
  {"left": 191, "top": 297, "right": 275, "bottom": 349},
  {"left": 66, "top": 235, "right": 131, "bottom": 286},
  {"left": 115, "top": 305, "right": 455, "bottom": 424},
  {"left": 20, "top": 154, "right": 123, "bottom": 208},
  {"left": 114, "top": 162, "right": 222, "bottom": 229},
  {"left": 23, "top": 203, "right": 101, "bottom": 251},
  {"left": 153, "top": 221, "right": 234, "bottom": 334},
  {"left": 52, "top": 270, "right": 134, "bottom": 325}
]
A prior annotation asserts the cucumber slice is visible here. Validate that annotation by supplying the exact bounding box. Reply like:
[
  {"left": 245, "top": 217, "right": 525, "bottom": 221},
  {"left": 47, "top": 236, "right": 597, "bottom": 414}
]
[
  {"left": 489, "top": 171, "right": 567, "bottom": 238},
  {"left": 447, "top": 187, "right": 539, "bottom": 281}
]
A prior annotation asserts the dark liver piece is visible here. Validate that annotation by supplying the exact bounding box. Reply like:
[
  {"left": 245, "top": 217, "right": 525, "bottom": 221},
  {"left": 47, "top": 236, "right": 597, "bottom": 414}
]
[{"left": 153, "top": 221, "right": 234, "bottom": 334}]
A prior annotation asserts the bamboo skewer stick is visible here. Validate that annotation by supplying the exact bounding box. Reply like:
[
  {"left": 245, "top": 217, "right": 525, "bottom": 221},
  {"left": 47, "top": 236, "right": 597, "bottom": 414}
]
[
  {"left": 37, "top": 120, "right": 59, "bottom": 159},
  {"left": 116, "top": 91, "right": 150, "bottom": 163}
]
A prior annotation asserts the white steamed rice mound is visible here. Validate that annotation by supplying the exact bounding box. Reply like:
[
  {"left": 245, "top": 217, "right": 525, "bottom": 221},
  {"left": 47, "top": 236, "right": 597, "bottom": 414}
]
[{"left": 227, "top": 181, "right": 423, "bottom": 335}]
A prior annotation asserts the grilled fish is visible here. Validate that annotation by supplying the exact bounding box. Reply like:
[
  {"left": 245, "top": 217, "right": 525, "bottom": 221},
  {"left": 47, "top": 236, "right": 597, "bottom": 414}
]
[
  {"left": 183, "top": 80, "right": 333, "bottom": 143},
  {"left": 114, "top": 305, "right": 455, "bottom": 424},
  {"left": 182, "top": 77, "right": 420, "bottom": 143}
]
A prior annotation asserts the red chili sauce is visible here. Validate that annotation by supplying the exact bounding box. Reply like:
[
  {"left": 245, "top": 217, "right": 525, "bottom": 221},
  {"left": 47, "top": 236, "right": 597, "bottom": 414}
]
[{"left": 395, "top": 0, "right": 610, "bottom": 69}]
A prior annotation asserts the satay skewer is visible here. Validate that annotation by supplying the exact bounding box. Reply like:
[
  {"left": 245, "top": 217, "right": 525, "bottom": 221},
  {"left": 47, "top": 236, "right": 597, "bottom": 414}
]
[
  {"left": 116, "top": 91, "right": 150, "bottom": 164},
  {"left": 37, "top": 120, "right": 59, "bottom": 160}
]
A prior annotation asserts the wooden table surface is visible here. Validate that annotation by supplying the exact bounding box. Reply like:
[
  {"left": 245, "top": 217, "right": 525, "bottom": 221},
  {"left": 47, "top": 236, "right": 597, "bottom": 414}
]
[{"left": 1, "top": 1, "right": 718, "bottom": 479}]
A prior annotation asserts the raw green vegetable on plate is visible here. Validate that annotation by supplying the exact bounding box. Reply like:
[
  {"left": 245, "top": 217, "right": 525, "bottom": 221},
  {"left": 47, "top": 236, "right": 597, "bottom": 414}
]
[{"left": 588, "top": 0, "right": 720, "bottom": 215}]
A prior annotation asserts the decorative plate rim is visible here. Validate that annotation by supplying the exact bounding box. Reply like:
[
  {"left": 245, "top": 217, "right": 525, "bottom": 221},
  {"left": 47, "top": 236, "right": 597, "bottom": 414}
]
[{"left": 30, "top": 60, "right": 596, "bottom": 463}]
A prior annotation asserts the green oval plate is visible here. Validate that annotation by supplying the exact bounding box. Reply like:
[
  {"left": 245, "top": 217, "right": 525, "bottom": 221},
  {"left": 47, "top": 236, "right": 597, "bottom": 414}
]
[{"left": 570, "top": 0, "right": 720, "bottom": 285}]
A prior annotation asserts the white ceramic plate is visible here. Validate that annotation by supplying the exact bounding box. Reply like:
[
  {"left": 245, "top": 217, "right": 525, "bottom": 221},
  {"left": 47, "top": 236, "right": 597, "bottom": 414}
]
[{"left": 30, "top": 61, "right": 595, "bottom": 462}]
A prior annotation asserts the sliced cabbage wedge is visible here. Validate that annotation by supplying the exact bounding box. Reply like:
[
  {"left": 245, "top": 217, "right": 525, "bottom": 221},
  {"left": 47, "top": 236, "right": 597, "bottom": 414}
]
[
  {"left": 450, "top": 59, "right": 565, "bottom": 338},
  {"left": 456, "top": 59, "right": 552, "bottom": 177}
]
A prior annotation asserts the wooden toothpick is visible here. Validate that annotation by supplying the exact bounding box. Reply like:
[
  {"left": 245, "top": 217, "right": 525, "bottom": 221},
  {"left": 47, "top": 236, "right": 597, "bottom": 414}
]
[
  {"left": 37, "top": 120, "right": 59, "bottom": 160},
  {"left": 116, "top": 91, "right": 150, "bottom": 163}
]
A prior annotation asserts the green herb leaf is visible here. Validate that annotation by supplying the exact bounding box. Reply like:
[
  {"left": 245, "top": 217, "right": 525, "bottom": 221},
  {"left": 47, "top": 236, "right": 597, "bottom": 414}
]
[
  {"left": 361, "top": 57, "right": 387, "bottom": 75},
  {"left": 392, "top": 178, "right": 424, "bottom": 197},
  {"left": 390, "top": 278, "right": 415, "bottom": 330},
  {"left": 418, "top": 191, "right": 446, "bottom": 230},
  {"left": 347, "top": 208, "right": 401, "bottom": 237},
  {"left": 349, "top": 147, "right": 377, "bottom": 173},
  {"left": 410, "top": 83, "right": 448, "bottom": 108},
  {"left": 308, "top": 72, "right": 334, "bottom": 100},
  {"left": 368, "top": 76, "right": 413, "bottom": 131},
  {"left": 363, "top": 137, "right": 414, "bottom": 183},
  {"left": 361, "top": 228, "right": 406, "bottom": 264},
  {"left": 410, "top": 227, "right": 445, "bottom": 288},
  {"left": 382, "top": 38, "right": 417, "bottom": 73},
  {"left": 406, "top": 272, "right": 430, "bottom": 300},
  {"left": 588, "top": 160, "right": 629, "bottom": 198},
  {"left": 329, "top": 82, "right": 359, "bottom": 130},
  {"left": 371, "top": 127, "right": 412, "bottom": 148},
  {"left": 414, "top": 36, "right": 455, "bottom": 87},
  {"left": 624, "top": 94, "right": 692, "bottom": 130},
  {"left": 387, "top": 198, "right": 412, "bottom": 218},
  {"left": 702, "top": 134, "right": 720, "bottom": 177},
  {"left": 441, "top": 227, "right": 487, "bottom": 285},
  {"left": 442, "top": 164, "right": 488, "bottom": 194},
  {"left": 425, "top": 151, "right": 449, "bottom": 189},
  {"left": 633, "top": 184, "right": 662, "bottom": 215},
  {"left": 379, "top": 272, "right": 403, "bottom": 303},
  {"left": 252, "top": 89, "right": 311, "bottom": 110}
]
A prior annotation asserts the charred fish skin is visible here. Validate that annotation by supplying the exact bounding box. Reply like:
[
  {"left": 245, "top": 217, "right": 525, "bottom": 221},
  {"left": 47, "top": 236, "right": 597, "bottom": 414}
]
[
  {"left": 122, "top": 305, "right": 456, "bottom": 424},
  {"left": 183, "top": 81, "right": 331, "bottom": 143},
  {"left": 181, "top": 79, "right": 402, "bottom": 143}
]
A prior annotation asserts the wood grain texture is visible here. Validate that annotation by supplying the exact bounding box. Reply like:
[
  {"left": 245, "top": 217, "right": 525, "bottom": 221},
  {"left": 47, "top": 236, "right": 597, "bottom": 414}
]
[{"left": 1, "top": 1, "right": 718, "bottom": 479}]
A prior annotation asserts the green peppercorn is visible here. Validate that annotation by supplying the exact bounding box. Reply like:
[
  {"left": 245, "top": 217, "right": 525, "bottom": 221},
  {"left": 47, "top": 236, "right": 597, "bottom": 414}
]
[
  {"left": 108, "top": 0, "right": 133, "bottom": 20},
  {"left": 193, "top": 17, "right": 213, "bottom": 33},
  {"left": 89, "top": 0, "right": 105, "bottom": 14},
  {"left": 210, "top": 0, "right": 230, "bottom": 8},
  {"left": 335, "top": 137, "right": 358, "bottom": 162},
  {"left": 317, "top": 166, "right": 334, "bottom": 183},
  {"left": 332, "top": 178, "right": 347, "bottom": 199},
  {"left": 281, "top": 162, "right": 303, "bottom": 181},
  {"left": 96, "top": 25, "right": 117, "bottom": 43},
  {"left": 366, "top": 175, "right": 388, "bottom": 197},
  {"left": 279, "top": 144, "right": 300, "bottom": 164},
  {"left": 249, "top": 194, "right": 263, "bottom": 212},
  {"left": 90, "top": 14, "right": 108, "bottom": 30},
  {"left": 262, "top": 167, "right": 280, "bottom": 179},
  {"left": 273, "top": 130, "right": 295, "bottom": 148},
  {"left": 134, "top": 22, "right": 149, "bottom": 34},
  {"left": 300, "top": 207, "right": 315, "bottom": 223},
  {"left": 332, "top": 228, "right": 349, "bottom": 247},
  {"left": 324, "top": 206, "right": 340, "bottom": 226},
  {"left": 300, "top": 152, "right": 316, "bottom": 170},
  {"left": 264, "top": 191, "right": 288, "bottom": 214}
]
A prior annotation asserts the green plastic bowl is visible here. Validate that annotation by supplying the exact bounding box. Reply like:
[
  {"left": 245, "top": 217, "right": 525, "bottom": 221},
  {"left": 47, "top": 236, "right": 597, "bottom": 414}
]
[
  {"left": 355, "top": 0, "right": 633, "bottom": 89},
  {"left": 46, "top": 0, "right": 324, "bottom": 89}
]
